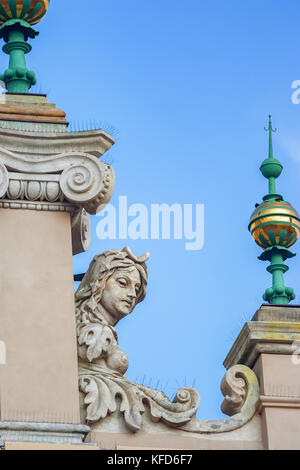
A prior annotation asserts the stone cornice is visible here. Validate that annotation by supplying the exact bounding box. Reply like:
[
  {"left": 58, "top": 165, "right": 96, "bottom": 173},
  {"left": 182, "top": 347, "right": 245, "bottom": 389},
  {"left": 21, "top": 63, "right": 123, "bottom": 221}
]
[
  {"left": 223, "top": 321, "right": 300, "bottom": 370},
  {"left": 0, "top": 127, "right": 114, "bottom": 159}
]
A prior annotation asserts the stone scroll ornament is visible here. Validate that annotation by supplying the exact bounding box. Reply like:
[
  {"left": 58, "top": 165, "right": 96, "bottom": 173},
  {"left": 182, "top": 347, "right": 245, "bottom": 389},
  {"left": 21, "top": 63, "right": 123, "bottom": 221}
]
[
  {"left": 0, "top": 146, "right": 115, "bottom": 215},
  {"left": 76, "top": 248, "right": 260, "bottom": 434},
  {"left": 0, "top": 141, "right": 115, "bottom": 255}
]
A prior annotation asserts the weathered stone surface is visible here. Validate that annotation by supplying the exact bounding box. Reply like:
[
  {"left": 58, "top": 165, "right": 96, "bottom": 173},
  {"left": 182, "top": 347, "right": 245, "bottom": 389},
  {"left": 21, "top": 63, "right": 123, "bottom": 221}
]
[
  {"left": 87, "top": 415, "right": 263, "bottom": 450},
  {"left": 224, "top": 318, "right": 300, "bottom": 369},
  {"left": 0, "top": 93, "right": 67, "bottom": 128},
  {"left": 252, "top": 304, "right": 300, "bottom": 322},
  {"left": 0, "top": 126, "right": 114, "bottom": 158},
  {"left": 224, "top": 306, "right": 300, "bottom": 449},
  {"left": 0, "top": 421, "right": 90, "bottom": 445}
]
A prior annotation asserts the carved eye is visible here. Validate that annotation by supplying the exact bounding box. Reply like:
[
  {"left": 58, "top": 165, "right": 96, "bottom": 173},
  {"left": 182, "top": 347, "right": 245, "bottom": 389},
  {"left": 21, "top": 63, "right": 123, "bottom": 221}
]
[
  {"left": 118, "top": 278, "right": 127, "bottom": 287},
  {"left": 135, "top": 285, "right": 141, "bottom": 294}
]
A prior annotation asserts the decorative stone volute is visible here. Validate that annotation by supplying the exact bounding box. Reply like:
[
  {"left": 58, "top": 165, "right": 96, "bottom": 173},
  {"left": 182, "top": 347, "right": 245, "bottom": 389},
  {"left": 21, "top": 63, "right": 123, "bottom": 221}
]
[{"left": 0, "top": 122, "right": 115, "bottom": 254}]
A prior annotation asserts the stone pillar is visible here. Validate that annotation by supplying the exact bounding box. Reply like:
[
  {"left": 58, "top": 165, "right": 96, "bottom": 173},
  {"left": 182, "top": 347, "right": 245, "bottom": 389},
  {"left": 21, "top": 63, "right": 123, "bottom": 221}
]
[
  {"left": 0, "top": 93, "right": 115, "bottom": 445},
  {"left": 224, "top": 304, "right": 300, "bottom": 450}
]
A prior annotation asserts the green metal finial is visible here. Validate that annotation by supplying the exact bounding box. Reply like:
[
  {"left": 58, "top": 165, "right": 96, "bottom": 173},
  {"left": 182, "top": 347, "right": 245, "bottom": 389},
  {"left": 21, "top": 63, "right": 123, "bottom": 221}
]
[
  {"left": 0, "top": 21, "right": 38, "bottom": 93},
  {"left": 260, "top": 115, "right": 283, "bottom": 200},
  {"left": 248, "top": 115, "right": 300, "bottom": 305},
  {"left": 265, "top": 114, "right": 276, "bottom": 159},
  {"left": 0, "top": 1, "right": 50, "bottom": 93},
  {"left": 259, "top": 247, "right": 296, "bottom": 304}
]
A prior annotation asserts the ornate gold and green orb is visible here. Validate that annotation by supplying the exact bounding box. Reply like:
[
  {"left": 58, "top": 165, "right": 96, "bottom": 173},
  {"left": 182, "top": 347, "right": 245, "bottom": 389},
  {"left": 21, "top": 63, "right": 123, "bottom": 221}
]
[
  {"left": 249, "top": 200, "right": 300, "bottom": 250},
  {"left": 0, "top": 0, "right": 49, "bottom": 26},
  {"left": 250, "top": 115, "right": 299, "bottom": 305}
]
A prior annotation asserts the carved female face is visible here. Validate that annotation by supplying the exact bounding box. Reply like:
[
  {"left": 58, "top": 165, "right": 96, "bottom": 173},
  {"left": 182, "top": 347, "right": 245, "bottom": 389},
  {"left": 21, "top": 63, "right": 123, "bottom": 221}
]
[{"left": 100, "top": 266, "right": 142, "bottom": 325}]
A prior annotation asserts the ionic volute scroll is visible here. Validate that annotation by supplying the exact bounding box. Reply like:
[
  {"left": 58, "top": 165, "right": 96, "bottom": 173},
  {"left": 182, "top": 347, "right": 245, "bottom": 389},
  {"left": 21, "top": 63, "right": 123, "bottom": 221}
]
[{"left": 0, "top": 147, "right": 115, "bottom": 215}]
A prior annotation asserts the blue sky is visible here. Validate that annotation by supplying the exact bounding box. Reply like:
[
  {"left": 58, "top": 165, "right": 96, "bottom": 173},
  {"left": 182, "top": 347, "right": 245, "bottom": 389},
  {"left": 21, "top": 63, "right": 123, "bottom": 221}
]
[{"left": 16, "top": 0, "right": 300, "bottom": 419}]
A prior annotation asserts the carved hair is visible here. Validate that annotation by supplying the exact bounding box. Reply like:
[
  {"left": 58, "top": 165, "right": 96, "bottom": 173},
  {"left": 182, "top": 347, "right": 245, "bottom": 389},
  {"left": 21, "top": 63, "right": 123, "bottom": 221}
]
[{"left": 75, "top": 247, "right": 149, "bottom": 325}]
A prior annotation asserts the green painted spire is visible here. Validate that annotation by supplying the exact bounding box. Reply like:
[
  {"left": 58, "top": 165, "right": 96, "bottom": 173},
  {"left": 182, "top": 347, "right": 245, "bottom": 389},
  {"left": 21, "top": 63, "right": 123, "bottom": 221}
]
[
  {"left": 267, "top": 114, "right": 274, "bottom": 159},
  {"left": 260, "top": 115, "right": 283, "bottom": 200},
  {"left": 248, "top": 115, "right": 300, "bottom": 305}
]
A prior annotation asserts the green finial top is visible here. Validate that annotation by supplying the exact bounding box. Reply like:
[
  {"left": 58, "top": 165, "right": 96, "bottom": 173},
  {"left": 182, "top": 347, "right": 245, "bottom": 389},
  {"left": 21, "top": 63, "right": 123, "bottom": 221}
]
[
  {"left": 0, "top": 1, "right": 50, "bottom": 93},
  {"left": 260, "top": 114, "right": 283, "bottom": 200},
  {"left": 266, "top": 114, "right": 276, "bottom": 159},
  {"left": 249, "top": 115, "right": 300, "bottom": 305}
]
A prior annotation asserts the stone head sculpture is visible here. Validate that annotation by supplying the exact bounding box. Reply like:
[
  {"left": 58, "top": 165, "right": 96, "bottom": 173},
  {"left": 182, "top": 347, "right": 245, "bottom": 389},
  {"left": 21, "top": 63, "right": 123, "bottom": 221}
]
[
  {"left": 77, "top": 248, "right": 260, "bottom": 436},
  {"left": 75, "top": 247, "right": 149, "bottom": 327}
]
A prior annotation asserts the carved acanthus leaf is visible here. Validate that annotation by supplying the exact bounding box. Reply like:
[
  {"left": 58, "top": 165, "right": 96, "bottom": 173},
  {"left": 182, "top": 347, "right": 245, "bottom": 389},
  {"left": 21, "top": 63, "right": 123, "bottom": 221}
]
[
  {"left": 79, "top": 367, "right": 200, "bottom": 433},
  {"left": 79, "top": 365, "right": 259, "bottom": 435},
  {"left": 78, "top": 323, "right": 116, "bottom": 363},
  {"left": 140, "top": 386, "right": 200, "bottom": 427},
  {"left": 79, "top": 374, "right": 145, "bottom": 432}
]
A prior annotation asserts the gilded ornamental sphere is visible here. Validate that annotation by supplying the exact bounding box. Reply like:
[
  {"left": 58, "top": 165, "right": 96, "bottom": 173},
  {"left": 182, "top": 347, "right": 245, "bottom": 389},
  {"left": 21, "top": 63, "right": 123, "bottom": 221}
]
[
  {"left": 0, "top": 0, "right": 50, "bottom": 26},
  {"left": 249, "top": 199, "right": 300, "bottom": 250}
]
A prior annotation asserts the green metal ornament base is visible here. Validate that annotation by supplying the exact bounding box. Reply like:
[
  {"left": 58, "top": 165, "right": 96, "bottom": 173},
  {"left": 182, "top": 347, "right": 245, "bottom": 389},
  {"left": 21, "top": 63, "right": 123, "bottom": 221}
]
[
  {"left": 0, "top": 19, "right": 38, "bottom": 93},
  {"left": 259, "top": 246, "right": 296, "bottom": 304}
]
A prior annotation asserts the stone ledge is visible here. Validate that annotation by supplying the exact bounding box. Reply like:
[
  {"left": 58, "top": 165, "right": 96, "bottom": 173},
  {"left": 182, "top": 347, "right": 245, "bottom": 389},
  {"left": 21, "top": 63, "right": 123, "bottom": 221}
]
[
  {"left": 0, "top": 199, "right": 75, "bottom": 213},
  {"left": 223, "top": 320, "right": 300, "bottom": 369},
  {"left": 0, "top": 126, "right": 114, "bottom": 158},
  {"left": 0, "top": 94, "right": 67, "bottom": 127},
  {"left": 4, "top": 441, "right": 99, "bottom": 450},
  {"left": 252, "top": 304, "right": 300, "bottom": 322},
  {"left": 0, "top": 421, "right": 90, "bottom": 446},
  {"left": 258, "top": 395, "right": 300, "bottom": 414}
]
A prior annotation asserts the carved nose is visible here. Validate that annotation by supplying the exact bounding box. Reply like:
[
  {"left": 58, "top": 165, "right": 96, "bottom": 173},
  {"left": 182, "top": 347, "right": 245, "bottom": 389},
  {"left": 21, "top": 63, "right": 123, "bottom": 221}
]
[{"left": 127, "top": 289, "right": 137, "bottom": 299}]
